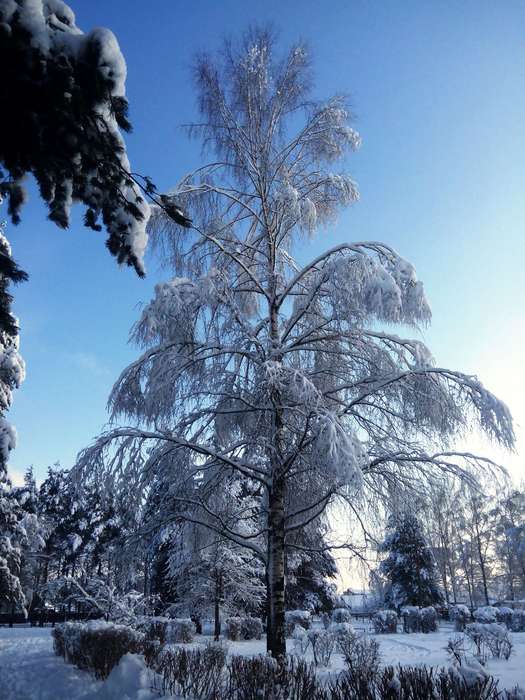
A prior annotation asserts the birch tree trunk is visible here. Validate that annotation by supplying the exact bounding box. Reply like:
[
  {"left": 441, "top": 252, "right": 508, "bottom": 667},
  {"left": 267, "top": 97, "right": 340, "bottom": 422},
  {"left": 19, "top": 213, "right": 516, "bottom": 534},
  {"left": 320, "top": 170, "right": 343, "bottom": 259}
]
[
  {"left": 214, "top": 570, "right": 221, "bottom": 641},
  {"left": 267, "top": 475, "right": 286, "bottom": 658}
]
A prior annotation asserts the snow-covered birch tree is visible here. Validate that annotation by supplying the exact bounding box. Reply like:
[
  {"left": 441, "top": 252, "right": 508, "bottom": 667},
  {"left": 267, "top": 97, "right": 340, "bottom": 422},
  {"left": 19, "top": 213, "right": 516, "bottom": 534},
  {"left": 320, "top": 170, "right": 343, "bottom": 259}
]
[{"left": 75, "top": 28, "right": 514, "bottom": 657}]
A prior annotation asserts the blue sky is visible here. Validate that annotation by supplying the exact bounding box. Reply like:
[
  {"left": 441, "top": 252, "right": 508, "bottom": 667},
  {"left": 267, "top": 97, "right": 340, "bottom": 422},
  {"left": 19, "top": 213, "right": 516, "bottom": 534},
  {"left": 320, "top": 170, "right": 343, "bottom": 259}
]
[{"left": 6, "top": 0, "right": 524, "bottom": 489}]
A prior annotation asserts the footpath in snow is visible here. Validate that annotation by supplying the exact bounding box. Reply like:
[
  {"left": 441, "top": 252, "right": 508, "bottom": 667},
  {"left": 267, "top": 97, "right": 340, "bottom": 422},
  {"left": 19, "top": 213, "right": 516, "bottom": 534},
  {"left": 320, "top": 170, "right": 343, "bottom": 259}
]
[
  {"left": 0, "top": 626, "right": 159, "bottom": 700},
  {"left": 0, "top": 626, "right": 101, "bottom": 700}
]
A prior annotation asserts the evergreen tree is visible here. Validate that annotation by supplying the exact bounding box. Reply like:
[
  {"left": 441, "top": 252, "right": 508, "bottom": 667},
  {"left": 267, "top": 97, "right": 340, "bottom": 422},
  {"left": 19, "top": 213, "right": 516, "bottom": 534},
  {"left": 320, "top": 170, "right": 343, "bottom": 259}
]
[
  {"left": 379, "top": 513, "right": 443, "bottom": 610},
  {"left": 11, "top": 471, "right": 45, "bottom": 611},
  {"left": 0, "top": 219, "right": 26, "bottom": 613},
  {"left": 492, "top": 488, "right": 525, "bottom": 599},
  {"left": 286, "top": 526, "right": 338, "bottom": 613},
  {"left": 0, "top": 473, "right": 25, "bottom": 612}
]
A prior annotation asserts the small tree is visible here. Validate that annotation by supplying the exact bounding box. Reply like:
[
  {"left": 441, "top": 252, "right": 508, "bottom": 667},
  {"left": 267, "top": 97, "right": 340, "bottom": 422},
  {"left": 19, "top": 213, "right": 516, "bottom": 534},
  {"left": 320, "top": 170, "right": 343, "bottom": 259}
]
[
  {"left": 0, "top": 482, "right": 26, "bottom": 615},
  {"left": 286, "top": 526, "right": 339, "bottom": 614},
  {"left": 492, "top": 488, "right": 525, "bottom": 600},
  {"left": 156, "top": 476, "right": 266, "bottom": 640},
  {"left": 379, "top": 513, "right": 443, "bottom": 610}
]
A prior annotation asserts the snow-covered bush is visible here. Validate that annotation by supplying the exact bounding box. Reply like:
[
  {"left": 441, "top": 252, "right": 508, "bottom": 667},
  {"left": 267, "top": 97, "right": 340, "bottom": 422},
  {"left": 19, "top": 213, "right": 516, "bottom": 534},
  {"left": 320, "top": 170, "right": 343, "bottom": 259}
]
[
  {"left": 420, "top": 606, "right": 438, "bottom": 633},
  {"left": 496, "top": 607, "right": 514, "bottom": 627},
  {"left": 226, "top": 655, "right": 321, "bottom": 698},
  {"left": 332, "top": 607, "right": 351, "bottom": 623},
  {"left": 448, "top": 654, "right": 491, "bottom": 690},
  {"left": 402, "top": 606, "right": 421, "bottom": 633},
  {"left": 331, "top": 663, "right": 500, "bottom": 698},
  {"left": 321, "top": 612, "right": 331, "bottom": 629},
  {"left": 53, "top": 620, "right": 144, "bottom": 679},
  {"left": 511, "top": 610, "right": 525, "bottom": 632},
  {"left": 504, "top": 688, "right": 525, "bottom": 700},
  {"left": 445, "top": 635, "right": 468, "bottom": 666},
  {"left": 337, "top": 631, "right": 380, "bottom": 679},
  {"left": 135, "top": 616, "right": 170, "bottom": 644},
  {"left": 465, "top": 623, "right": 513, "bottom": 662},
  {"left": 329, "top": 621, "right": 354, "bottom": 639},
  {"left": 473, "top": 606, "right": 499, "bottom": 624},
  {"left": 307, "top": 629, "right": 335, "bottom": 667},
  {"left": 445, "top": 632, "right": 495, "bottom": 689},
  {"left": 373, "top": 610, "right": 398, "bottom": 634},
  {"left": 292, "top": 624, "right": 310, "bottom": 655},
  {"left": 240, "top": 616, "right": 263, "bottom": 640},
  {"left": 143, "top": 640, "right": 508, "bottom": 699},
  {"left": 166, "top": 618, "right": 196, "bottom": 643},
  {"left": 285, "top": 609, "right": 311, "bottom": 636},
  {"left": 449, "top": 604, "right": 471, "bottom": 632},
  {"left": 225, "top": 616, "right": 262, "bottom": 641},
  {"left": 146, "top": 642, "right": 227, "bottom": 698},
  {"left": 137, "top": 616, "right": 195, "bottom": 644},
  {"left": 225, "top": 617, "right": 242, "bottom": 641}
]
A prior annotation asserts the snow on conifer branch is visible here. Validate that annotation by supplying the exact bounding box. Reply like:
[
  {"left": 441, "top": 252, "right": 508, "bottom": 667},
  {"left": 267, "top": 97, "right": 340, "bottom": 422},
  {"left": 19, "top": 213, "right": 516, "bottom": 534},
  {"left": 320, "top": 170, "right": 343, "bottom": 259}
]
[{"left": 0, "top": 0, "right": 151, "bottom": 274}]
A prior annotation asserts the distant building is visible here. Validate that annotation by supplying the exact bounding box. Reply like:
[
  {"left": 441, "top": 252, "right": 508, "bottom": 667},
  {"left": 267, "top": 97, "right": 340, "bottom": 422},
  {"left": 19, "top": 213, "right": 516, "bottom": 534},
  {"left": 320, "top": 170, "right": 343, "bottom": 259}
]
[{"left": 342, "top": 588, "right": 372, "bottom": 611}]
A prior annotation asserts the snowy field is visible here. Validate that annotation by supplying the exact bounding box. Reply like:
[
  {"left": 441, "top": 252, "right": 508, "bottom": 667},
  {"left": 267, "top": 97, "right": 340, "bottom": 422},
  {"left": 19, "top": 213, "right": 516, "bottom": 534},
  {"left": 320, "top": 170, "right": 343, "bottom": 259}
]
[{"left": 1, "top": 624, "right": 524, "bottom": 699}]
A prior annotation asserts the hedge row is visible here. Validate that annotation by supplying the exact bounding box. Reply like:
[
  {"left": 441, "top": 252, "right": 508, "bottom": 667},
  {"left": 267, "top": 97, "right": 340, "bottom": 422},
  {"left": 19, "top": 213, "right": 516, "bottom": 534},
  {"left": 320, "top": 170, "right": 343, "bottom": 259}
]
[
  {"left": 53, "top": 620, "right": 523, "bottom": 698},
  {"left": 142, "top": 644, "right": 523, "bottom": 700}
]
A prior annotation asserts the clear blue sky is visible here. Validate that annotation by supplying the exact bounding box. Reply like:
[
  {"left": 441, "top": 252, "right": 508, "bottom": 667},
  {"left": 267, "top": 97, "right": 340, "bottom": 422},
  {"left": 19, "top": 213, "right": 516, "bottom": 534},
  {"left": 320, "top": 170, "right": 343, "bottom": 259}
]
[{"left": 6, "top": 0, "right": 524, "bottom": 486}]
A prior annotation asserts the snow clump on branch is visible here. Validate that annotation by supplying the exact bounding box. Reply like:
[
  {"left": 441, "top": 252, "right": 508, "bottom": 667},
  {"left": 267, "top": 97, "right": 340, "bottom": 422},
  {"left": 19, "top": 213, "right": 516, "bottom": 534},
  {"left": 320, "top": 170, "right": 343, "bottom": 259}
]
[{"left": 0, "top": 0, "right": 150, "bottom": 274}]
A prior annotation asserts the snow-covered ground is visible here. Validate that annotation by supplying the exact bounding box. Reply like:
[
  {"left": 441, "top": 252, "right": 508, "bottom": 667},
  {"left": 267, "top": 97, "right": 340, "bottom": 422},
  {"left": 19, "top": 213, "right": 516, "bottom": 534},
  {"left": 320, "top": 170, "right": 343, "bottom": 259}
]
[
  {"left": 1, "top": 623, "right": 524, "bottom": 699},
  {"left": 0, "top": 626, "right": 102, "bottom": 700}
]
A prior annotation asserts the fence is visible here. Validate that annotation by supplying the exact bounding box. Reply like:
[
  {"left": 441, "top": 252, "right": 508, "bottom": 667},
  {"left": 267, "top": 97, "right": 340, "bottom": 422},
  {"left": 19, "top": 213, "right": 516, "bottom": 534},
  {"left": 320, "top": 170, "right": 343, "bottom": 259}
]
[{"left": 0, "top": 609, "right": 103, "bottom": 628}]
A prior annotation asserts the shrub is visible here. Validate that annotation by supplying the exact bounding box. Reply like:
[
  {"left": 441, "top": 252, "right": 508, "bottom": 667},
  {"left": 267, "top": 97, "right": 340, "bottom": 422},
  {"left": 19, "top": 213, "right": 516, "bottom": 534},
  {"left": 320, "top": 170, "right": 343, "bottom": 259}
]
[
  {"left": 420, "top": 606, "right": 438, "bottom": 633},
  {"left": 505, "top": 688, "right": 525, "bottom": 700},
  {"left": 166, "top": 618, "right": 196, "bottom": 643},
  {"left": 329, "top": 664, "right": 501, "bottom": 700},
  {"left": 450, "top": 605, "right": 471, "bottom": 632},
  {"left": 497, "top": 607, "right": 514, "bottom": 627},
  {"left": 473, "top": 606, "right": 499, "bottom": 624},
  {"left": 226, "top": 655, "right": 323, "bottom": 700},
  {"left": 292, "top": 624, "right": 310, "bottom": 655},
  {"left": 285, "top": 609, "right": 311, "bottom": 636},
  {"left": 373, "top": 610, "right": 397, "bottom": 634},
  {"left": 511, "top": 609, "right": 525, "bottom": 632},
  {"left": 337, "top": 630, "right": 380, "bottom": 680},
  {"left": 321, "top": 612, "right": 331, "bottom": 629},
  {"left": 307, "top": 629, "right": 335, "bottom": 667},
  {"left": 51, "top": 622, "right": 70, "bottom": 657},
  {"left": 53, "top": 620, "right": 144, "bottom": 680},
  {"left": 332, "top": 607, "right": 352, "bottom": 623},
  {"left": 465, "top": 622, "right": 513, "bottom": 662},
  {"left": 143, "top": 642, "right": 509, "bottom": 700},
  {"left": 329, "top": 621, "right": 354, "bottom": 639},
  {"left": 135, "top": 616, "right": 169, "bottom": 644},
  {"left": 446, "top": 635, "right": 468, "bottom": 666},
  {"left": 446, "top": 633, "right": 496, "bottom": 688},
  {"left": 147, "top": 642, "right": 227, "bottom": 698},
  {"left": 225, "top": 617, "right": 242, "bottom": 641},
  {"left": 401, "top": 606, "right": 421, "bottom": 633},
  {"left": 224, "top": 616, "right": 262, "bottom": 641},
  {"left": 240, "top": 616, "right": 263, "bottom": 640}
]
